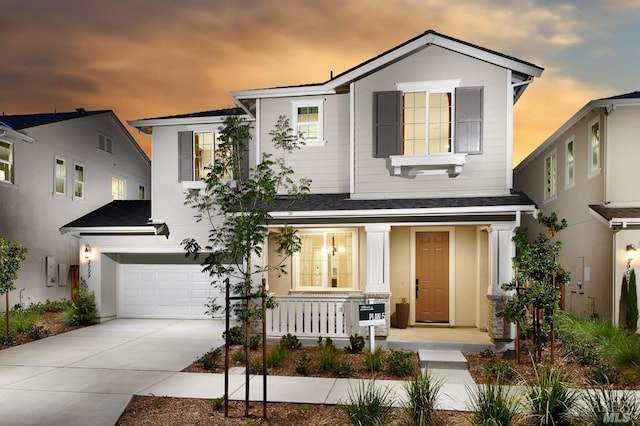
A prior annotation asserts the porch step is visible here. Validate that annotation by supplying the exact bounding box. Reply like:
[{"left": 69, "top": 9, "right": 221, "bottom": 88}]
[{"left": 418, "top": 349, "right": 468, "bottom": 370}]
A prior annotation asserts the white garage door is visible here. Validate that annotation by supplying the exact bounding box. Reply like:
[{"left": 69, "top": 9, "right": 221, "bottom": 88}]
[{"left": 118, "top": 264, "right": 222, "bottom": 319}]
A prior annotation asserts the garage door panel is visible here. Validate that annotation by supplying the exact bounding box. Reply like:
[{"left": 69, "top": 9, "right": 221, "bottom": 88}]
[{"left": 118, "top": 264, "right": 221, "bottom": 319}]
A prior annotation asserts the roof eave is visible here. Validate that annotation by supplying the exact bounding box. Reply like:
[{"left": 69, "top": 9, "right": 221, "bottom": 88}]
[
  {"left": 0, "top": 126, "right": 37, "bottom": 143},
  {"left": 59, "top": 225, "right": 168, "bottom": 237}
]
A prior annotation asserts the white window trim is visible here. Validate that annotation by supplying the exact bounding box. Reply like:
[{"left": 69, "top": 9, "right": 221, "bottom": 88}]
[
  {"left": 138, "top": 183, "right": 147, "bottom": 200},
  {"left": 292, "top": 99, "right": 325, "bottom": 147},
  {"left": 73, "top": 162, "right": 85, "bottom": 200},
  {"left": 588, "top": 117, "right": 601, "bottom": 178},
  {"left": 544, "top": 149, "right": 557, "bottom": 203},
  {"left": 291, "top": 228, "right": 358, "bottom": 291},
  {"left": 54, "top": 155, "right": 67, "bottom": 196},
  {"left": 564, "top": 136, "right": 575, "bottom": 189},
  {"left": 111, "top": 176, "right": 126, "bottom": 200},
  {"left": 0, "top": 140, "right": 13, "bottom": 184}
]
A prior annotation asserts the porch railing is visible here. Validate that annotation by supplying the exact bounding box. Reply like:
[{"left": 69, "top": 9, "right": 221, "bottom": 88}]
[{"left": 266, "top": 294, "right": 363, "bottom": 338}]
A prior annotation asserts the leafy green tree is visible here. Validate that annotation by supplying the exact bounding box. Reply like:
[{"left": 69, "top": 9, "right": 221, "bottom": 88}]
[
  {"left": 182, "top": 114, "right": 310, "bottom": 416},
  {"left": 625, "top": 269, "right": 638, "bottom": 332},
  {"left": 498, "top": 212, "right": 570, "bottom": 364},
  {"left": 0, "top": 236, "right": 28, "bottom": 338}
]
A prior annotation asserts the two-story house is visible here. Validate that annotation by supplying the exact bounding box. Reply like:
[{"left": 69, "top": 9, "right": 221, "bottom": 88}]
[
  {"left": 0, "top": 109, "right": 150, "bottom": 309},
  {"left": 514, "top": 92, "right": 640, "bottom": 328},
  {"left": 65, "top": 30, "right": 543, "bottom": 343}
]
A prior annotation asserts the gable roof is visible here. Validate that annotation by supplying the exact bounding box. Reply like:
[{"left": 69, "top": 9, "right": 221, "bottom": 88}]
[
  {"left": 589, "top": 204, "right": 640, "bottom": 228},
  {"left": 232, "top": 29, "right": 544, "bottom": 111},
  {"left": 516, "top": 91, "right": 640, "bottom": 171},
  {"left": 128, "top": 107, "right": 249, "bottom": 135},
  {"left": 0, "top": 108, "right": 110, "bottom": 130},
  {"left": 59, "top": 200, "right": 168, "bottom": 236}
]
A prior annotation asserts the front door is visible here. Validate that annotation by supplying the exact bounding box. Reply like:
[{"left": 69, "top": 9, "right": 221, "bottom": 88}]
[{"left": 415, "top": 232, "right": 449, "bottom": 322}]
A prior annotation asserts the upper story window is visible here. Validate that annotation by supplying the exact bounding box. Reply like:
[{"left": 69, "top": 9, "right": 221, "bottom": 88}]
[
  {"left": 178, "top": 130, "right": 235, "bottom": 184},
  {"left": 54, "top": 157, "right": 66, "bottom": 195},
  {"left": 98, "top": 134, "right": 113, "bottom": 154},
  {"left": 565, "top": 137, "right": 575, "bottom": 189},
  {"left": 0, "top": 141, "right": 13, "bottom": 183},
  {"left": 292, "top": 100, "right": 324, "bottom": 146},
  {"left": 588, "top": 118, "right": 601, "bottom": 177},
  {"left": 74, "top": 163, "right": 84, "bottom": 199},
  {"left": 111, "top": 176, "right": 125, "bottom": 200},
  {"left": 294, "top": 229, "right": 356, "bottom": 290},
  {"left": 544, "top": 149, "right": 557, "bottom": 202},
  {"left": 138, "top": 184, "right": 146, "bottom": 200}
]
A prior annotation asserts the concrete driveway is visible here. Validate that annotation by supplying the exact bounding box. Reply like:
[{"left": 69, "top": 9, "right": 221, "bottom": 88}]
[{"left": 0, "top": 319, "right": 226, "bottom": 426}]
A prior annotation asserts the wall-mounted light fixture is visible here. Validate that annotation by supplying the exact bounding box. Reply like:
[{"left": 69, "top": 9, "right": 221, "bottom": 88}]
[
  {"left": 626, "top": 244, "right": 637, "bottom": 270},
  {"left": 83, "top": 244, "right": 93, "bottom": 277}
]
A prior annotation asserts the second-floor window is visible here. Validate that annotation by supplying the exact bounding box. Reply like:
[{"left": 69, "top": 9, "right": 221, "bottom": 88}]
[
  {"left": 0, "top": 141, "right": 13, "bottom": 183},
  {"left": 74, "top": 164, "right": 84, "bottom": 199},
  {"left": 292, "top": 100, "right": 324, "bottom": 146},
  {"left": 588, "top": 118, "right": 601, "bottom": 176},
  {"left": 544, "top": 150, "right": 557, "bottom": 202},
  {"left": 112, "top": 176, "right": 125, "bottom": 200},
  {"left": 55, "top": 157, "right": 66, "bottom": 195},
  {"left": 565, "top": 137, "right": 575, "bottom": 188},
  {"left": 178, "top": 130, "right": 236, "bottom": 182}
]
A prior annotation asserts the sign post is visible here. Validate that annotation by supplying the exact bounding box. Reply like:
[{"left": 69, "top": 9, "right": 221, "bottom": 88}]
[{"left": 359, "top": 303, "right": 385, "bottom": 352}]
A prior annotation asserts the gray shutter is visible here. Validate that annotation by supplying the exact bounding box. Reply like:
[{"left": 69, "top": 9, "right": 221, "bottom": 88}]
[
  {"left": 455, "top": 86, "right": 483, "bottom": 154},
  {"left": 178, "top": 131, "right": 193, "bottom": 182},
  {"left": 373, "top": 91, "right": 402, "bottom": 158}
]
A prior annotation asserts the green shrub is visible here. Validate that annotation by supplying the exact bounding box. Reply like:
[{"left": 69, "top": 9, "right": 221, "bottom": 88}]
[
  {"left": 403, "top": 368, "right": 443, "bottom": 426},
  {"left": 578, "top": 383, "right": 640, "bottom": 425},
  {"left": 386, "top": 349, "right": 415, "bottom": 378},
  {"left": 61, "top": 279, "right": 98, "bottom": 326},
  {"left": 342, "top": 380, "right": 395, "bottom": 426},
  {"left": 334, "top": 359, "right": 355, "bottom": 377},
  {"left": 210, "top": 397, "right": 224, "bottom": 412},
  {"left": 483, "top": 358, "right": 518, "bottom": 384},
  {"left": 467, "top": 382, "right": 522, "bottom": 426},
  {"left": 295, "top": 352, "right": 311, "bottom": 376},
  {"left": 526, "top": 363, "right": 579, "bottom": 426},
  {"left": 222, "top": 325, "right": 244, "bottom": 346},
  {"left": 196, "top": 347, "right": 222, "bottom": 371},
  {"left": 231, "top": 347, "right": 246, "bottom": 365},
  {"left": 248, "top": 361, "right": 263, "bottom": 374},
  {"left": 364, "top": 347, "right": 384, "bottom": 373},
  {"left": 345, "top": 333, "right": 365, "bottom": 354},
  {"left": 318, "top": 338, "right": 340, "bottom": 372},
  {"left": 248, "top": 334, "right": 261, "bottom": 351},
  {"left": 27, "top": 299, "right": 72, "bottom": 314},
  {"left": 279, "top": 333, "right": 302, "bottom": 350},
  {"left": 266, "top": 345, "right": 289, "bottom": 368},
  {"left": 26, "top": 324, "right": 49, "bottom": 340},
  {"left": 9, "top": 310, "right": 39, "bottom": 335},
  {"left": 626, "top": 269, "right": 638, "bottom": 332}
]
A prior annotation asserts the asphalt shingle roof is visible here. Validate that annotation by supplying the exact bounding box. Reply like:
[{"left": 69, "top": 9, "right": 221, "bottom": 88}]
[
  {"left": 62, "top": 200, "right": 151, "bottom": 228},
  {"left": 0, "top": 109, "right": 110, "bottom": 130},
  {"left": 131, "top": 107, "right": 245, "bottom": 122},
  {"left": 590, "top": 204, "right": 640, "bottom": 221}
]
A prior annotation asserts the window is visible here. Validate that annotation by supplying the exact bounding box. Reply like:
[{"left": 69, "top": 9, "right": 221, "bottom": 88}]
[
  {"left": 0, "top": 141, "right": 13, "bottom": 183},
  {"left": 295, "top": 230, "right": 356, "bottom": 289},
  {"left": 292, "top": 100, "right": 324, "bottom": 146},
  {"left": 588, "top": 118, "right": 601, "bottom": 176},
  {"left": 178, "top": 131, "right": 236, "bottom": 182},
  {"left": 74, "top": 164, "right": 84, "bottom": 199},
  {"left": 544, "top": 150, "right": 557, "bottom": 202},
  {"left": 565, "top": 137, "right": 575, "bottom": 188},
  {"left": 111, "top": 177, "right": 125, "bottom": 200},
  {"left": 374, "top": 83, "right": 482, "bottom": 160},
  {"left": 98, "top": 134, "right": 113, "bottom": 153},
  {"left": 138, "top": 184, "right": 146, "bottom": 200},
  {"left": 54, "top": 157, "right": 66, "bottom": 195}
]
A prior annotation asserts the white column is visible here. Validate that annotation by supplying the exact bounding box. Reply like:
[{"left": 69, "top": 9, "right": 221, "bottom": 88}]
[
  {"left": 488, "top": 224, "right": 515, "bottom": 295},
  {"left": 364, "top": 224, "right": 391, "bottom": 294}
]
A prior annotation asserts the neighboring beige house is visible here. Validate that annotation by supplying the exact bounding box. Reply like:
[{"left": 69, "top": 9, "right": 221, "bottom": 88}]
[
  {"left": 65, "top": 30, "right": 543, "bottom": 343},
  {"left": 0, "top": 109, "right": 150, "bottom": 309},
  {"left": 514, "top": 91, "right": 640, "bottom": 327}
]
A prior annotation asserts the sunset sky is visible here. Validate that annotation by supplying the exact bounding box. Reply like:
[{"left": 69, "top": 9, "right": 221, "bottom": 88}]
[{"left": 2, "top": 0, "right": 639, "bottom": 165}]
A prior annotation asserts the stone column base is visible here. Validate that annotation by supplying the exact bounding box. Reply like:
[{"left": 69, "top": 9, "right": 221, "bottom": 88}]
[{"left": 487, "top": 294, "right": 513, "bottom": 342}]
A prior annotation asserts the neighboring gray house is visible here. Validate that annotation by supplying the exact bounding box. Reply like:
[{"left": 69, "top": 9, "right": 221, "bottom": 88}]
[
  {"left": 514, "top": 92, "right": 640, "bottom": 327},
  {"left": 65, "top": 30, "right": 543, "bottom": 344},
  {"left": 0, "top": 109, "right": 150, "bottom": 309}
]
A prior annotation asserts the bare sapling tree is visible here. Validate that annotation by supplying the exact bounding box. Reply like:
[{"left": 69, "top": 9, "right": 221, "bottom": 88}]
[{"left": 0, "top": 236, "right": 28, "bottom": 340}]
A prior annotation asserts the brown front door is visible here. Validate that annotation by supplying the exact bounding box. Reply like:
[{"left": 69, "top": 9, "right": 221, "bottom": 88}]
[{"left": 415, "top": 232, "right": 449, "bottom": 322}]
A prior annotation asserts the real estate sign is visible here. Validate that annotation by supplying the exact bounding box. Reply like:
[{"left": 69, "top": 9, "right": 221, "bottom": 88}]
[{"left": 358, "top": 303, "right": 386, "bottom": 326}]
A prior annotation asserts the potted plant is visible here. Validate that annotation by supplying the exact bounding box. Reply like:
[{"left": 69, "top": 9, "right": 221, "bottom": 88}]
[{"left": 395, "top": 297, "right": 410, "bottom": 329}]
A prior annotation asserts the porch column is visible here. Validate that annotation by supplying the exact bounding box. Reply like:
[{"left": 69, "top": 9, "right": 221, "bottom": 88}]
[
  {"left": 364, "top": 224, "right": 391, "bottom": 337},
  {"left": 487, "top": 224, "right": 516, "bottom": 342}
]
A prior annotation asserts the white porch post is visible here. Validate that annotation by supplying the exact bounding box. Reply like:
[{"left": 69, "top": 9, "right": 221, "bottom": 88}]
[
  {"left": 487, "top": 224, "right": 516, "bottom": 343},
  {"left": 364, "top": 224, "right": 391, "bottom": 336}
]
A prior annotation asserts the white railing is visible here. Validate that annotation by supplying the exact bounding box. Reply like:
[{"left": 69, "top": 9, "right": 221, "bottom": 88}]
[{"left": 266, "top": 294, "right": 363, "bottom": 338}]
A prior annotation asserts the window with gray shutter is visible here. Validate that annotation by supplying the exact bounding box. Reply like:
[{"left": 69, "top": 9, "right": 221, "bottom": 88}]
[
  {"left": 454, "top": 86, "right": 483, "bottom": 154},
  {"left": 373, "top": 91, "right": 402, "bottom": 158},
  {"left": 178, "top": 131, "right": 194, "bottom": 182}
]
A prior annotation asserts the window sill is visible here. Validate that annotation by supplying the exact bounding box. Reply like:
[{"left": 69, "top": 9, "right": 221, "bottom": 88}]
[
  {"left": 181, "top": 181, "right": 206, "bottom": 190},
  {"left": 389, "top": 153, "right": 467, "bottom": 177},
  {"left": 300, "top": 139, "right": 326, "bottom": 147}
]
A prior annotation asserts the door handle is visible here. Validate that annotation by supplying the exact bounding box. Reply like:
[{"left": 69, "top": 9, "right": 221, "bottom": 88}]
[{"left": 415, "top": 278, "right": 419, "bottom": 299}]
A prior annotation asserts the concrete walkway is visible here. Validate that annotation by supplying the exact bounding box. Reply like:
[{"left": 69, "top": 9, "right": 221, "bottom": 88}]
[{"left": 0, "top": 319, "right": 477, "bottom": 426}]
